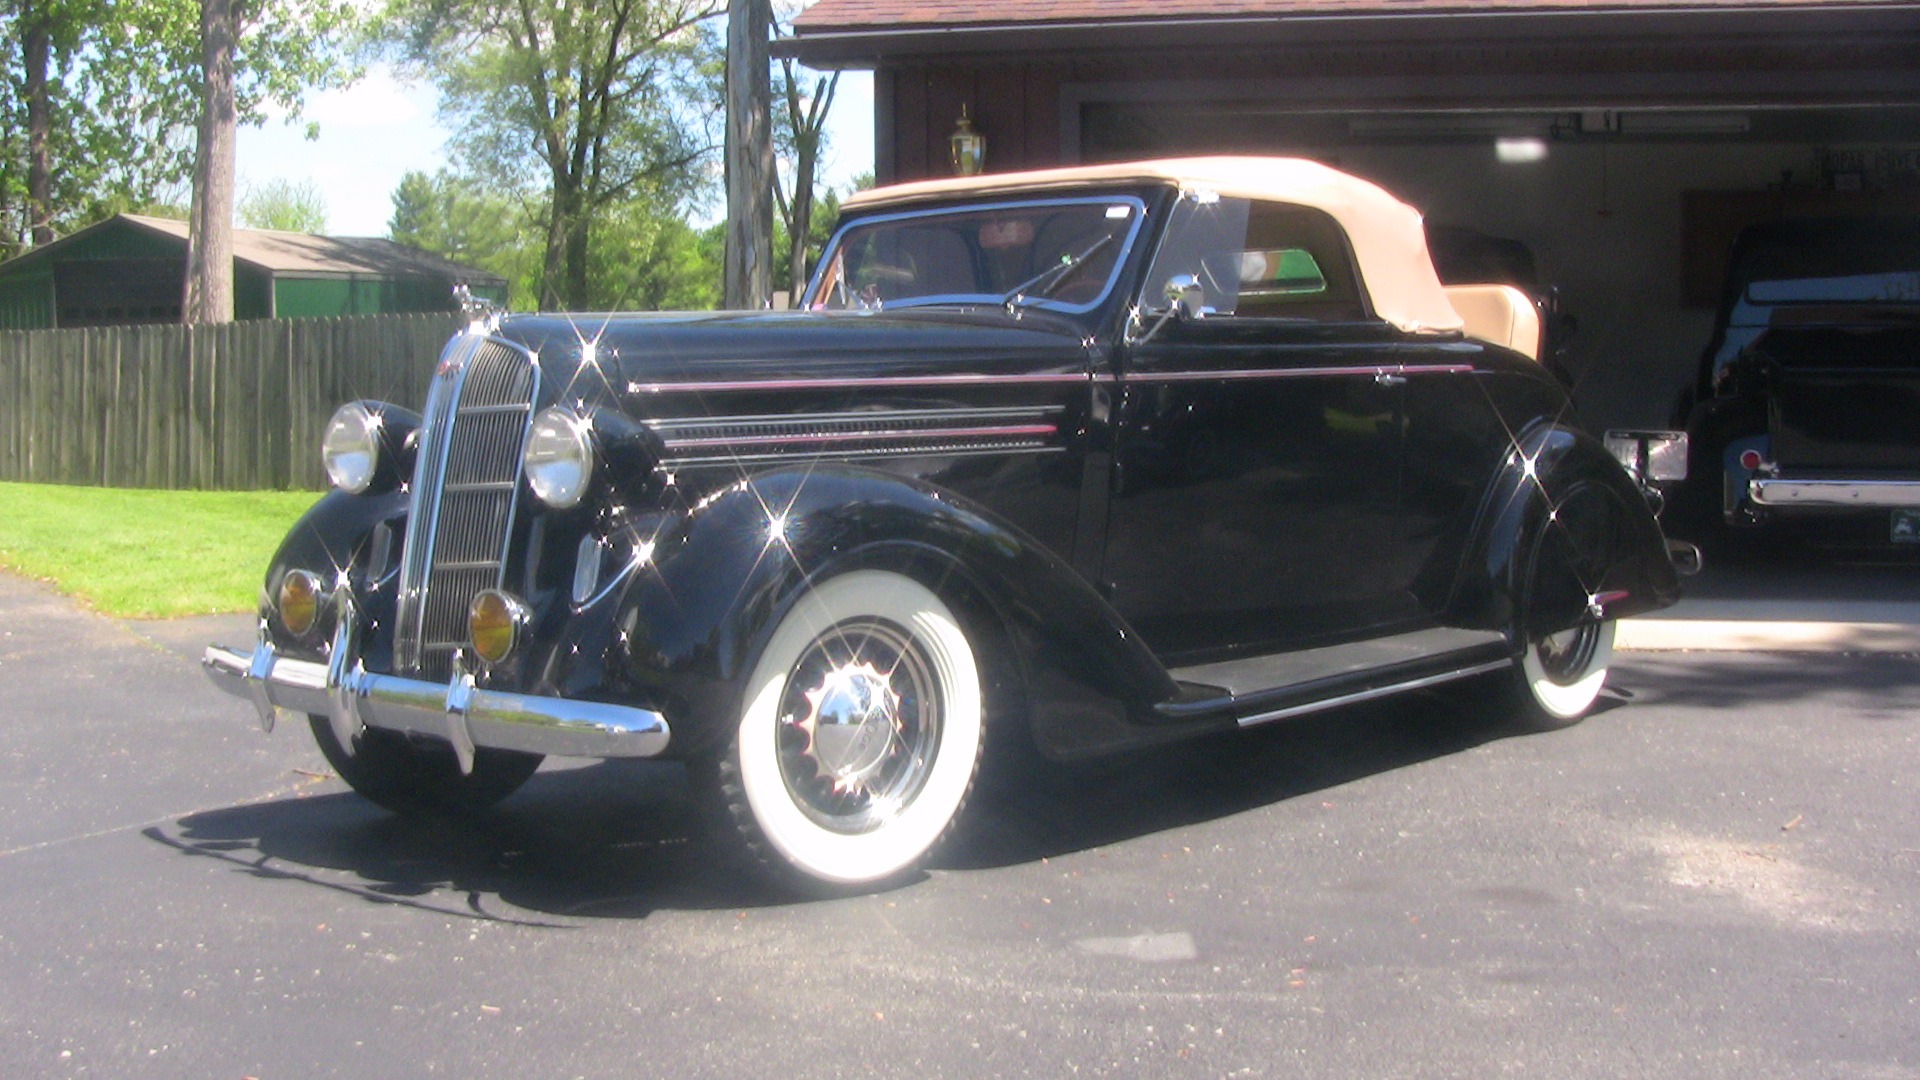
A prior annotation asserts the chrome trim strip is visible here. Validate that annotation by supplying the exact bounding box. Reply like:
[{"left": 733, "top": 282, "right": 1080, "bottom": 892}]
[
  {"left": 1235, "top": 659, "right": 1511, "bottom": 728},
  {"left": 1749, "top": 477, "right": 1920, "bottom": 509},
  {"left": 645, "top": 405, "right": 1065, "bottom": 431},
  {"left": 626, "top": 363, "right": 1473, "bottom": 397},
  {"left": 662, "top": 422, "right": 1058, "bottom": 452},
  {"left": 668, "top": 447, "right": 1059, "bottom": 467},
  {"left": 668, "top": 441, "right": 1062, "bottom": 467},
  {"left": 629, "top": 371, "right": 1092, "bottom": 395},
  {"left": 204, "top": 640, "right": 672, "bottom": 760},
  {"left": 1126, "top": 363, "right": 1476, "bottom": 384}
]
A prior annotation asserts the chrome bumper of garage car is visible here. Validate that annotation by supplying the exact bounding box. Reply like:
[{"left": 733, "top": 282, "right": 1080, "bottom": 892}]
[
  {"left": 202, "top": 611, "right": 670, "bottom": 772},
  {"left": 1749, "top": 477, "right": 1920, "bottom": 509}
]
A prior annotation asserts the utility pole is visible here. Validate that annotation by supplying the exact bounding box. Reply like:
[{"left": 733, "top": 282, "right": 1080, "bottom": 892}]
[{"left": 724, "top": 0, "right": 773, "bottom": 310}]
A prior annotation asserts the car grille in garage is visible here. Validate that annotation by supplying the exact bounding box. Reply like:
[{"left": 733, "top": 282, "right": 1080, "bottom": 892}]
[{"left": 393, "top": 337, "right": 538, "bottom": 682}]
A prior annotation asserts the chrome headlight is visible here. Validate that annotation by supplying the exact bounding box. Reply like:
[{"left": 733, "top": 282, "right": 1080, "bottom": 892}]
[
  {"left": 322, "top": 403, "right": 381, "bottom": 494},
  {"left": 524, "top": 407, "right": 595, "bottom": 508}
]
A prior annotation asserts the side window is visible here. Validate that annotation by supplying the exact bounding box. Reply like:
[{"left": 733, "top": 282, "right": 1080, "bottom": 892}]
[
  {"left": 1219, "top": 203, "right": 1366, "bottom": 320},
  {"left": 1145, "top": 197, "right": 1370, "bottom": 322}
]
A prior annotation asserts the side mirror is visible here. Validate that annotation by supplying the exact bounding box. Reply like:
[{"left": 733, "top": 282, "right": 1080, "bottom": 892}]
[{"left": 1164, "top": 275, "right": 1204, "bottom": 320}]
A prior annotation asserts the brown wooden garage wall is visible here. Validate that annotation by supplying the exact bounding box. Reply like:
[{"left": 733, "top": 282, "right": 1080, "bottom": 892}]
[{"left": 875, "top": 63, "right": 1066, "bottom": 184}]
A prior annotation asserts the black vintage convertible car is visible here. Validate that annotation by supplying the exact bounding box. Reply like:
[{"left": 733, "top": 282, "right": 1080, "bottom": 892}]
[{"left": 207, "top": 157, "right": 1683, "bottom": 889}]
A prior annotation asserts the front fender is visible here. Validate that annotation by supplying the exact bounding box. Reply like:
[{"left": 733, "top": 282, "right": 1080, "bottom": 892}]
[
  {"left": 262, "top": 489, "right": 409, "bottom": 662},
  {"left": 614, "top": 466, "right": 1179, "bottom": 761},
  {"left": 1450, "top": 422, "right": 1680, "bottom": 640}
]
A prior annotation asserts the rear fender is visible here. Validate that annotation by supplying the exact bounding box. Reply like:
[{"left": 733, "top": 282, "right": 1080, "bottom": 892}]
[
  {"left": 1451, "top": 422, "right": 1680, "bottom": 642},
  {"left": 615, "top": 466, "right": 1179, "bottom": 761}
]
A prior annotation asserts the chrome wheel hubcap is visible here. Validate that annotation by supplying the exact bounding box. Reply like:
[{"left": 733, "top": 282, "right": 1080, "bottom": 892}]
[{"left": 776, "top": 619, "right": 940, "bottom": 834}]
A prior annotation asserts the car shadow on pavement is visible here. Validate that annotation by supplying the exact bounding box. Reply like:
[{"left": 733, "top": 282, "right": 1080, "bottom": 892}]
[
  {"left": 940, "top": 681, "right": 1560, "bottom": 872},
  {"left": 149, "top": 682, "right": 1549, "bottom": 918},
  {"left": 149, "top": 758, "right": 788, "bottom": 920}
]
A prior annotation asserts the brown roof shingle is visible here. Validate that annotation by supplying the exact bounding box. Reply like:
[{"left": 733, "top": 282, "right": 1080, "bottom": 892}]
[
  {"left": 122, "top": 215, "right": 503, "bottom": 283},
  {"left": 795, "top": 0, "right": 1909, "bottom": 31}
]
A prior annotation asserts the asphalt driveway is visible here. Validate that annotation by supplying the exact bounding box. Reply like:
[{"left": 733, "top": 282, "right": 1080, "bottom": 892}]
[{"left": 1, "top": 570, "right": 1916, "bottom": 1079}]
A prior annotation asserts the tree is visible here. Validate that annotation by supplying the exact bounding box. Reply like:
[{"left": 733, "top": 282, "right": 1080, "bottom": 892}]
[
  {"left": 181, "top": 0, "right": 358, "bottom": 323},
  {"left": 387, "top": 0, "right": 724, "bottom": 311},
  {"left": 722, "top": 0, "right": 768, "bottom": 309},
  {"left": 238, "top": 176, "right": 326, "bottom": 232},
  {"left": 0, "top": 0, "right": 200, "bottom": 255},
  {"left": 590, "top": 197, "right": 719, "bottom": 310},
  {"left": 389, "top": 169, "right": 543, "bottom": 307},
  {"left": 388, "top": 167, "right": 718, "bottom": 312},
  {"left": 770, "top": 53, "right": 833, "bottom": 299}
]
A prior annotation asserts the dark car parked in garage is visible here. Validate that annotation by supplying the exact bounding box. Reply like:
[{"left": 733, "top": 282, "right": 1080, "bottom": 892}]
[
  {"left": 206, "top": 158, "right": 1683, "bottom": 890},
  {"left": 1677, "top": 217, "right": 1920, "bottom": 549}
]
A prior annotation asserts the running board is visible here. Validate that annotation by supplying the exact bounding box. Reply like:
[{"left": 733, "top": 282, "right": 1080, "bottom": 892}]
[{"left": 1158, "top": 626, "right": 1512, "bottom": 729}]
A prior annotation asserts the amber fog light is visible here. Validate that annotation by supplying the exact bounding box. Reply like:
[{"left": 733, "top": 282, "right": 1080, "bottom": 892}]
[
  {"left": 277, "top": 569, "right": 325, "bottom": 638},
  {"left": 469, "top": 589, "right": 530, "bottom": 665}
]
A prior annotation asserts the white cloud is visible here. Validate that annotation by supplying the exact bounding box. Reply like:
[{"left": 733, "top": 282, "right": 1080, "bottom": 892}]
[
  {"left": 307, "top": 68, "right": 428, "bottom": 130},
  {"left": 238, "top": 67, "right": 446, "bottom": 236}
]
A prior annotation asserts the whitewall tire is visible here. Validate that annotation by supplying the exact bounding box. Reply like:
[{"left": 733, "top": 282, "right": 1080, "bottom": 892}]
[
  {"left": 716, "top": 570, "right": 984, "bottom": 889},
  {"left": 1512, "top": 618, "right": 1616, "bottom": 728}
]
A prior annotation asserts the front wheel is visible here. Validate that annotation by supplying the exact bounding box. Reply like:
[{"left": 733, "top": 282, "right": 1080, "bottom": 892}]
[
  {"left": 1510, "top": 618, "right": 1616, "bottom": 730},
  {"left": 308, "top": 716, "right": 543, "bottom": 816},
  {"left": 707, "top": 570, "right": 985, "bottom": 890}
]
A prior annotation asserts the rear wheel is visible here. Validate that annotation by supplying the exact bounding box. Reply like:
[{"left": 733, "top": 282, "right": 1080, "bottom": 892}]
[
  {"left": 1509, "top": 486, "right": 1622, "bottom": 730},
  {"left": 707, "top": 570, "right": 985, "bottom": 891},
  {"left": 308, "top": 716, "right": 542, "bottom": 816},
  {"left": 1511, "top": 618, "right": 1616, "bottom": 729}
]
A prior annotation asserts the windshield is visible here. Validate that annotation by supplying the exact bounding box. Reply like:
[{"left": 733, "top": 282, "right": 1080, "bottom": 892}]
[{"left": 806, "top": 196, "right": 1145, "bottom": 313}]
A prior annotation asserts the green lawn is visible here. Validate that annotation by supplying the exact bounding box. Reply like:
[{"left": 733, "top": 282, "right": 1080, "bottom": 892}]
[{"left": 0, "top": 482, "right": 319, "bottom": 618}]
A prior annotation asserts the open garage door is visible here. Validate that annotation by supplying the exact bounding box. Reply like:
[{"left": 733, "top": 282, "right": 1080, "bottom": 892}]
[{"left": 1077, "top": 101, "right": 1920, "bottom": 433}]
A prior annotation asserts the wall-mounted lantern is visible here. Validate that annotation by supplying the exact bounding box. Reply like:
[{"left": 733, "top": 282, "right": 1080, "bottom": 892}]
[{"left": 950, "top": 106, "right": 986, "bottom": 176}]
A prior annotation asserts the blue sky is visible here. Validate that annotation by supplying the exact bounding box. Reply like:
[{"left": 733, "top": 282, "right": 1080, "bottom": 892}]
[{"left": 236, "top": 64, "right": 876, "bottom": 238}]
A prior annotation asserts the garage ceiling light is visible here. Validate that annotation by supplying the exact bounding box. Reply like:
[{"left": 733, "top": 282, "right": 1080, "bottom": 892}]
[{"left": 1496, "top": 138, "right": 1549, "bottom": 164}]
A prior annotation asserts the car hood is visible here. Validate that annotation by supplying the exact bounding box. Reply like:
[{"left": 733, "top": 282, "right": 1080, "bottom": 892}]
[{"left": 488, "top": 307, "right": 1097, "bottom": 406}]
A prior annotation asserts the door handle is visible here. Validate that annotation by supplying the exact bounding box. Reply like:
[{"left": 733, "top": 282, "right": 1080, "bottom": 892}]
[{"left": 1374, "top": 371, "right": 1406, "bottom": 387}]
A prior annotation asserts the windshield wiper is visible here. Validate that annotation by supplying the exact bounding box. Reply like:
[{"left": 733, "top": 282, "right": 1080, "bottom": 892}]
[{"left": 1001, "top": 234, "right": 1117, "bottom": 312}]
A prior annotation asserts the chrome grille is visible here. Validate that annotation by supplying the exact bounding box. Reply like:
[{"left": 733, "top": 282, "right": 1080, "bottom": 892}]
[{"left": 394, "top": 337, "right": 539, "bottom": 681}]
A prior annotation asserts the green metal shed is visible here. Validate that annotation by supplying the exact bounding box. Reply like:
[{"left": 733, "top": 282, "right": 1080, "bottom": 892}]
[{"left": 0, "top": 214, "right": 508, "bottom": 329}]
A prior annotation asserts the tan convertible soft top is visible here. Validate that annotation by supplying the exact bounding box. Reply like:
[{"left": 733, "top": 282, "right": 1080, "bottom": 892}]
[{"left": 846, "top": 156, "right": 1467, "bottom": 335}]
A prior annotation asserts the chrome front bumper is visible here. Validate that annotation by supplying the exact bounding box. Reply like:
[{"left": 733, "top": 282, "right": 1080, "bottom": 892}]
[
  {"left": 1749, "top": 477, "right": 1920, "bottom": 509},
  {"left": 203, "top": 612, "right": 670, "bottom": 772}
]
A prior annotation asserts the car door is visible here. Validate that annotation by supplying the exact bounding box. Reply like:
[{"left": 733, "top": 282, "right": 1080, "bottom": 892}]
[{"left": 1100, "top": 197, "right": 1421, "bottom": 663}]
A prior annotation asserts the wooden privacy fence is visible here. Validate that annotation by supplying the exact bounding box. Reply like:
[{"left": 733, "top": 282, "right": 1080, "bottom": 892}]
[{"left": 0, "top": 314, "right": 464, "bottom": 490}]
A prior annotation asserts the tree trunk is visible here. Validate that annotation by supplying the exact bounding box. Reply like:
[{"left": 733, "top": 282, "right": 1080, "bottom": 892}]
[
  {"left": 540, "top": 177, "right": 590, "bottom": 310},
  {"left": 564, "top": 200, "right": 590, "bottom": 310},
  {"left": 539, "top": 186, "right": 568, "bottom": 310},
  {"left": 788, "top": 150, "right": 813, "bottom": 299},
  {"left": 183, "top": 0, "right": 238, "bottom": 324},
  {"left": 724, "top": 0, "right": 772, "bottom": 310},
  {"left": 24, "top": 19, "right": 52, "bottom": 247}
]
